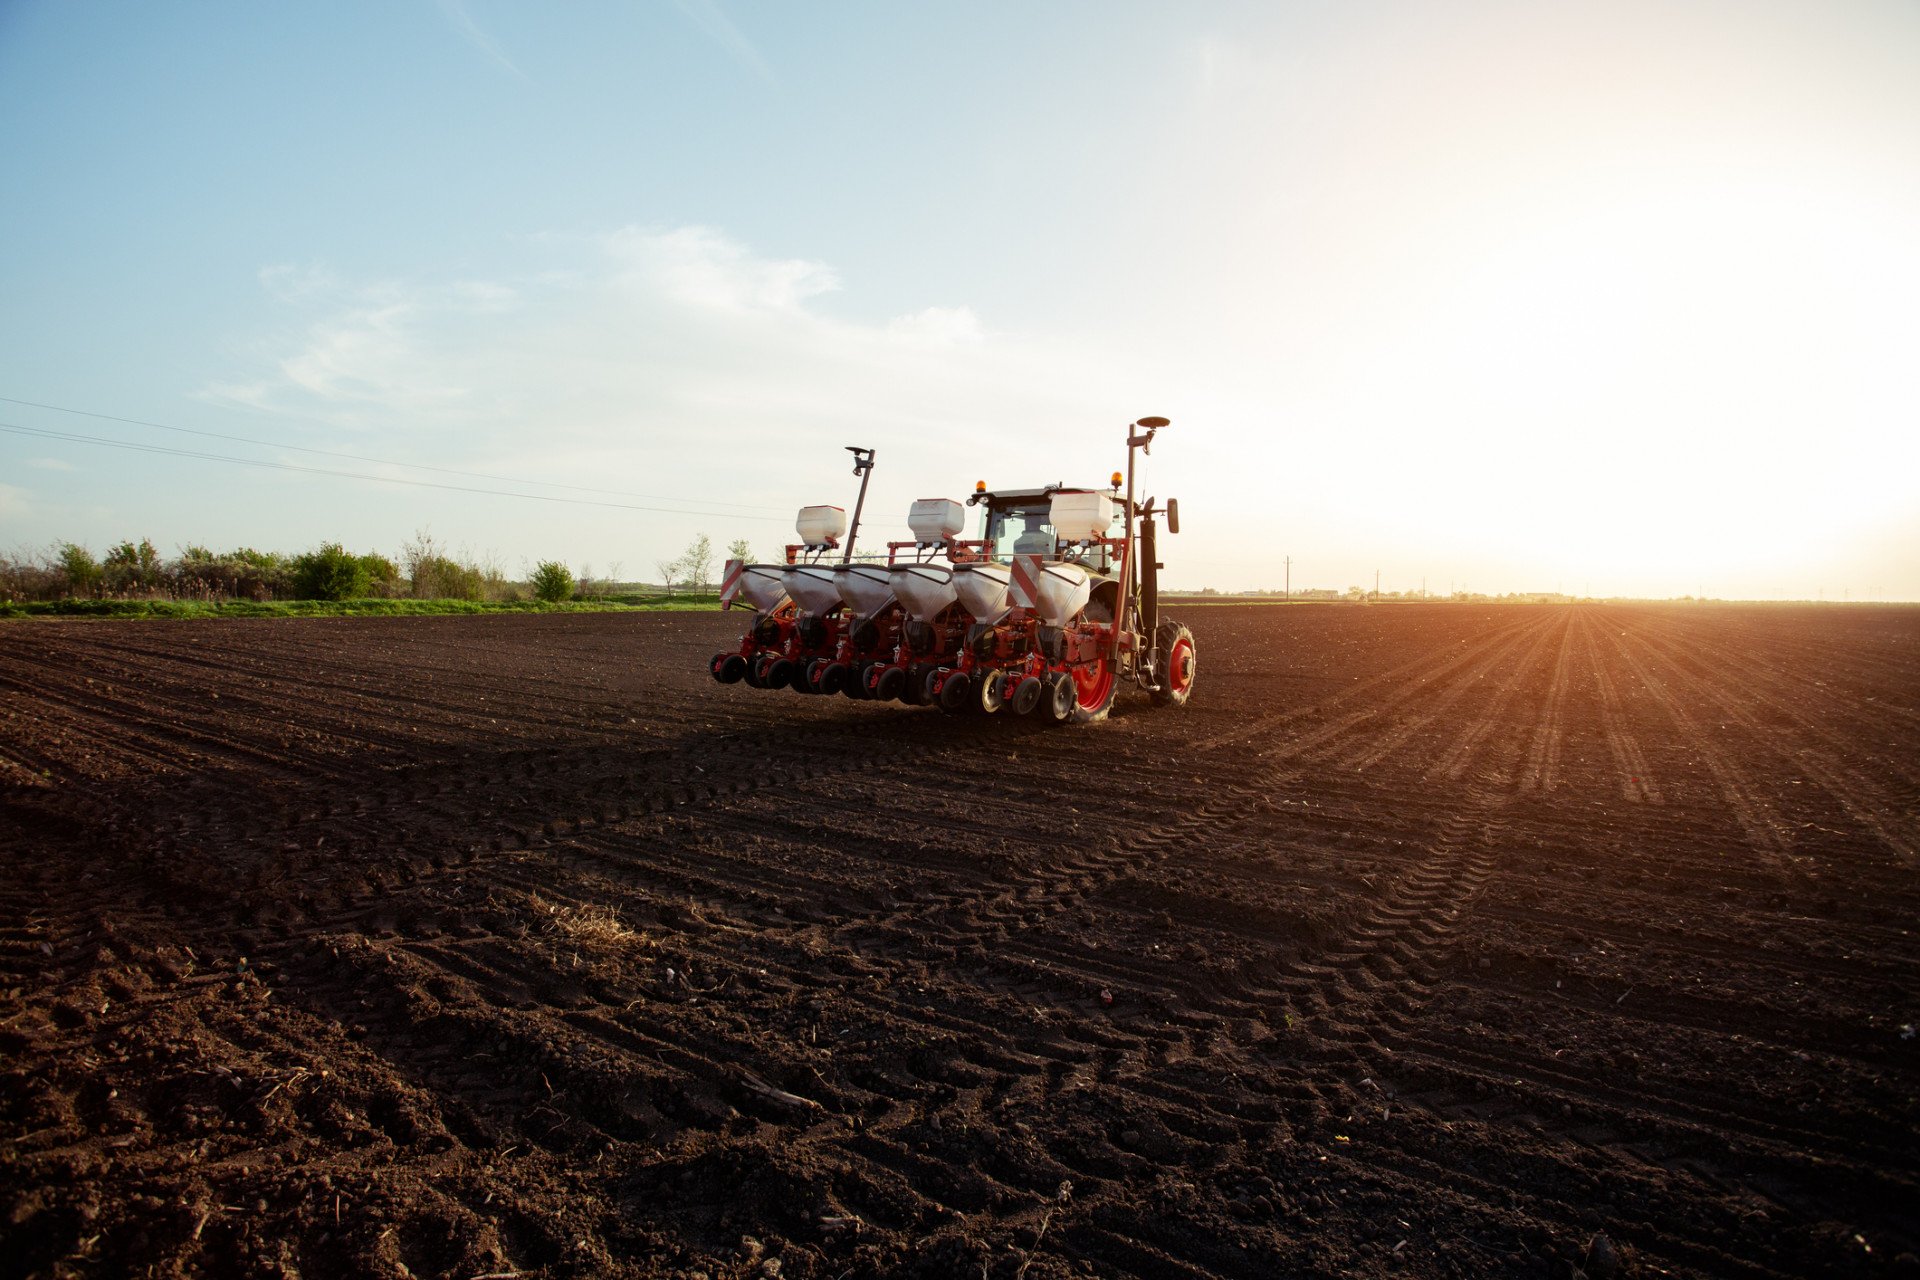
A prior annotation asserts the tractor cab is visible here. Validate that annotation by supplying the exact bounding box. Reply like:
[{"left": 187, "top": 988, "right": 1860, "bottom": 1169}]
[{"left": 972, "top": 486, "right": 1120, "bottom": 573}]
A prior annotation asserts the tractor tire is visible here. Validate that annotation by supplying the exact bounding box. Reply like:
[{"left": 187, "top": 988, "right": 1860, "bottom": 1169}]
[
  {"left": 1040, "top": 671, "right": 1075, "bottom": 723},
  {"left": 712, "top": 653, "right": 747, "bottom": 684},
  {"left": 762, "top": 657, "right": 795, "bottom": 691},
  {"left": 1150, "top": 620, "right": 1197, "bottom": 708},
  {"left": 1011, "top": 675, "right": 1044, "bottom": 716},
  {"left": 874, "top": 665, "right": 907, "bottom": 702}
]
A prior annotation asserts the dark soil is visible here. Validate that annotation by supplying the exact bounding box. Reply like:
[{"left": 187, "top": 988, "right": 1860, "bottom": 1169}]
[{"left": 2, "top": 604, "right": 1916, "bottom": 1279}]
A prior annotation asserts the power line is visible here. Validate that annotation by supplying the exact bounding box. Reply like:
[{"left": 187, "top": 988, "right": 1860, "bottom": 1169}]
[
  {"left": 0, "top": 394, "right": 787, "bottom": 513},
  {"left": 0, "top": 420, "right": 801, "bottom": 524}
]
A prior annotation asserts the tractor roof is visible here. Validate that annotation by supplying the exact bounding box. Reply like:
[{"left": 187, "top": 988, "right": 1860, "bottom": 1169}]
[{"left": 969, "top": 484, "right": 1100, "bottom": 508}]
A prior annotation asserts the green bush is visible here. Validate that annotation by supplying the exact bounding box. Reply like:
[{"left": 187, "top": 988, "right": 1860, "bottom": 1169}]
[
  {"left": 530, "top": 560, "right": 574, "bottom": 603},
  {"left": 57, "top": 543, "right": 102, "bottom": 597},
  {"left": 358, "top": 552, "right": 401, "bottom": 595},
  {"left": 103, "top": 538, "right": 163, "bottom": 593},
  {"left": 290, "top": 543, "right": 372, "bottom": 601},
  {"left": 408, "top": 554, "right": 484, "bottom": 600},
  {"left": 172, "top": 555, "right": 291, "bottom": 602}
]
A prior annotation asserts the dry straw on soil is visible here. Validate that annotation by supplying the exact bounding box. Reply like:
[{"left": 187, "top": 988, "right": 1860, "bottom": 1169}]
[{"left": 528, "top": 893, "right": 641, "bottom": 947}]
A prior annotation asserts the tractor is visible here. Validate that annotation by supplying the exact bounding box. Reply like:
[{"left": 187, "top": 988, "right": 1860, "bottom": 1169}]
[{"left": 708, "top": 417, "right": 1195, "bottom": 723}]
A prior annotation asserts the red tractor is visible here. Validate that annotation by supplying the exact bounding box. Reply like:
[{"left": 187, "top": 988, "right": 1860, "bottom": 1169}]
[{"left": 709, "top": 418, "right": 1195, "bottom": 723}]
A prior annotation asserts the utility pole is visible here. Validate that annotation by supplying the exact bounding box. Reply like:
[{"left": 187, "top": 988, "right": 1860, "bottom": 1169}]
[{"left": 1284, "top": 555, "right": 1291, "bottom": 601}]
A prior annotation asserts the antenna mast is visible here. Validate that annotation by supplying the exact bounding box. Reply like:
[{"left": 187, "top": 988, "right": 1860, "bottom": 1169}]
[{"left": 843, "top": 447, "right": 875, "bottom": 562}]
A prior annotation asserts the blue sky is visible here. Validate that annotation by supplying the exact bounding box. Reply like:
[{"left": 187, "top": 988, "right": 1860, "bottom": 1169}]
[{"left": 4, "top": 0, "right": 1918, "bottom": 598}]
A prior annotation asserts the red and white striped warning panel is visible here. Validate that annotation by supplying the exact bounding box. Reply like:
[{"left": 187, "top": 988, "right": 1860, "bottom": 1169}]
[
  {"left": 1009, "top": 555, "right": 1042, "bottom": 610},
  {"left": 720, "top": 559, "right": 744, "bottom": 609}
]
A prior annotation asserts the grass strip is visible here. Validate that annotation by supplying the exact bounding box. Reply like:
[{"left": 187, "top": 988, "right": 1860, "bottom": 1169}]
[{"left": 0, "top": 595, "right": 725, "bottom": 620}]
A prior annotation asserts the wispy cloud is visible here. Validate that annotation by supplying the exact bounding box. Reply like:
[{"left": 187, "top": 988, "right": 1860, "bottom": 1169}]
[
  {"left": 437, "top": 0, "right": 525, "bottom": 78},
  {"left": 667, "top": 0, "right": 773, "bottom": 84},
  {"left": 26, "top": 458, "right": 76, "bottom": 471},
  {"left": 199, "top": 225, "right": 1131, "bottom": 547}
]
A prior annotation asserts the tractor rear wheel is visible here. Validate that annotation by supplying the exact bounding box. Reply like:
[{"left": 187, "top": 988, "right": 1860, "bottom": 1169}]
[{"left": 1150, "top": 620, "right": 1197, "bottom": 707}]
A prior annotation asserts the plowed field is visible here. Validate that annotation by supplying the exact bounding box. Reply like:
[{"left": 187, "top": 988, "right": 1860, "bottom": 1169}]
[{"left": 3, "top": 604, "right": 1917, "bottom": 1280}]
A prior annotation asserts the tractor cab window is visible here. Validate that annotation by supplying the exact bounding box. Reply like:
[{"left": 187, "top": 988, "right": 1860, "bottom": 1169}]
[
  {"left": 986, "top": 505, "right": 1057, "bottom": 559},
  {"left": 983, "top": 500, "right": 1115, "bottom": 573}
]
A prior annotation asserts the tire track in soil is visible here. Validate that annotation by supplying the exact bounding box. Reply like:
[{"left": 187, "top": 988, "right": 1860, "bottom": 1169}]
[
  {"left": 1329, "top": 623, "right": 1546, "bottom": 776},
  {"left": 1424, "top": 618, "right": 1565, "bottom": 784},
  {"left": 1516, "top": 613, "right": 1577, "bottom": 795},
  {"left": 1188, "top": 612, "right": 1543, "bottom": 756},
  {"left": 1600, "top": 626, "right": 1797, "bottom": 877},
  {"left": 1577, "top": 611, "right": 1664, "bottom": 805},
  {"left": 1624, "top": 627, "right": 1919, "bottom": 869}
]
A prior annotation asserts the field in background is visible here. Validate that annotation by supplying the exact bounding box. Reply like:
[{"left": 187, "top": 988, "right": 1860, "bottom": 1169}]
[{"left": 1, "top": 603, "right": 1915, "bottom": 1279}]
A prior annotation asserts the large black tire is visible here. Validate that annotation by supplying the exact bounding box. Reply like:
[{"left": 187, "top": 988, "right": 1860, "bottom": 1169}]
[
  {"left": 711, "top": 653, "right": 747, "bottom": 684},
  {"left": 1150, "top": 620, "right": 1197, "bottom": 708},
  {"left": 762, "top": 657, "right": 795, "bottom": 691}
]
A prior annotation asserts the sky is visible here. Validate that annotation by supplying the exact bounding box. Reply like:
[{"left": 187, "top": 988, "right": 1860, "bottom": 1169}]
[{"left": 2, "top": 0, "right": 1917, "bottom": 600}]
